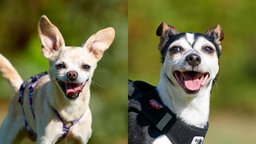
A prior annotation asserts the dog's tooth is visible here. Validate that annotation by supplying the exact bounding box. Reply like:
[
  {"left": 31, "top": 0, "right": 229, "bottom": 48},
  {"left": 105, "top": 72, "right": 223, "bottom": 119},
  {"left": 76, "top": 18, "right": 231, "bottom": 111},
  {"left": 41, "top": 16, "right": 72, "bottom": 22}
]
[
  {"left": 180, "top": 73, "right": 184, "bottom": 81},
  {"left": 200, "top": 75, "right": 204, "bottom": 80}
]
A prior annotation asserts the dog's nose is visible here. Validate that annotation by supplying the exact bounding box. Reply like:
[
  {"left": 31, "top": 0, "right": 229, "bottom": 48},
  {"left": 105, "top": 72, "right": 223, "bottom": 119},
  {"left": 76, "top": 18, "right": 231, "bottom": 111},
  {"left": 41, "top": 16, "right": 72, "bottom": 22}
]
[
  {"left": 67, "top": 71, "right": 78, "bottom": 81},
  {"left": 185, "top": 54, "right": 201, "bottom": 66}
]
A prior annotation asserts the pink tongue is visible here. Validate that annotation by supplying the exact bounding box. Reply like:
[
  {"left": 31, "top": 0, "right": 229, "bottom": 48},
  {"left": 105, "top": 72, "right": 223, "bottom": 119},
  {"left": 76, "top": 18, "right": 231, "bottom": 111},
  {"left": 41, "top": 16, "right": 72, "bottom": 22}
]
[
  {"left": 65, "top": 84, "right": 83, "bottom": 96},
  {"left": 183, "top": 73, "right": 201, "bottom": 91}
]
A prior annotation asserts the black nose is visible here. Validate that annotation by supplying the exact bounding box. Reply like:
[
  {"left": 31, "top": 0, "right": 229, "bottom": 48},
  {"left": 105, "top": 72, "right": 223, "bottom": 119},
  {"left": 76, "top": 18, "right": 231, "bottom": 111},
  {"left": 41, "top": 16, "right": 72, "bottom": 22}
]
[
  {"left": 185, "top": 53, "right": 201, "bottom": 66},
  {"left": 67, "top": 71, "right": 78, "bottom": 81}
]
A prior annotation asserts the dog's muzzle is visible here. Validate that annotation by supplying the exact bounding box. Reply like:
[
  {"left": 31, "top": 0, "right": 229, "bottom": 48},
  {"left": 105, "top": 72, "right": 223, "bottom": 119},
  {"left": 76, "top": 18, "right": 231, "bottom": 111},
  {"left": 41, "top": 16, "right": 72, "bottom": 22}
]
[
  {"left": 173, "top": 71, "right": 210, "bottom": 94},
  {"left": 56, "top": 79, "right": 89, "bottom": 100}
]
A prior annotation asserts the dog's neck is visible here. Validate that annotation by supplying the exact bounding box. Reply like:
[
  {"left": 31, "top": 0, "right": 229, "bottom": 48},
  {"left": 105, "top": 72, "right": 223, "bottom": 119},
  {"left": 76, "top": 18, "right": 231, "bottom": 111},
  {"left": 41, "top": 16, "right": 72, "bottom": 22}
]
[
  {"left": 46, "top": 75, "right": 90, "bottom": 122},
  {"left": 157, "top": 69, "right": 212, "bottom": 128}
]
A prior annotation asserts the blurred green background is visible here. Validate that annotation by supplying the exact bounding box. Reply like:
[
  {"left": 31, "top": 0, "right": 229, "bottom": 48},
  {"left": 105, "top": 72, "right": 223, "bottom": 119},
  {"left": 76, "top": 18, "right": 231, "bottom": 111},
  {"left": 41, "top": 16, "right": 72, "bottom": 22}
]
[
  {"left": 129, "top": 0, "right": 256, "bottom": 143},
  {"left": 1, "top": 0, "right": 256, "bottom": 143},
  {"left": 0, "top": 0, "right": 127, "bottom": 144}
]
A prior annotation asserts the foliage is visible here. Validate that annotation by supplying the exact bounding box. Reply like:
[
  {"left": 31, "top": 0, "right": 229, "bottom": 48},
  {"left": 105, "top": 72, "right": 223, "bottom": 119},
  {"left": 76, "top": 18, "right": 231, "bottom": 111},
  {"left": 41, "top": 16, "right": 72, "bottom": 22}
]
[{"left": 0, "top": 0, "right": 127, "bottom": 143}]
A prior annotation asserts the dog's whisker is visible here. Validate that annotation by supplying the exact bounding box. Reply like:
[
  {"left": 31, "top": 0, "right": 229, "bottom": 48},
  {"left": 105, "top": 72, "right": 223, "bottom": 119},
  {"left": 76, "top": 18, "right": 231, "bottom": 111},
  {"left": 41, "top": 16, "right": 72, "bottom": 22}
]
[
  {"left": 213, "top": 81, "right": 219, "bottom": 93},
  {"left": 91, "top": 80, "right": 105, "bottom": 91}
]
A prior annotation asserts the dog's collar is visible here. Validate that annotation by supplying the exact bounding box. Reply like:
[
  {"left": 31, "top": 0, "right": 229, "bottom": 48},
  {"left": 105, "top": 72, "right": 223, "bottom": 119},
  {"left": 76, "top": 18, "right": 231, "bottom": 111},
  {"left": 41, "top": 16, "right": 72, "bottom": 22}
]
[
  {"left": 128, "top": 80, "right": 209, "bottom": 144},
  {"left": 52, "top": 108, "right": 83, "bottom": 143}
]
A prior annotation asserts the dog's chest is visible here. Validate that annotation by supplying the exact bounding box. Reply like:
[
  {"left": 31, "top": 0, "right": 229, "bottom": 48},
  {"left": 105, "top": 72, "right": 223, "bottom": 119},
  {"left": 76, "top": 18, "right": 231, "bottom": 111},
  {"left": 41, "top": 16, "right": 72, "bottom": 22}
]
[{"left": 153, "top": 135, "right": 172, "bottom": 144}]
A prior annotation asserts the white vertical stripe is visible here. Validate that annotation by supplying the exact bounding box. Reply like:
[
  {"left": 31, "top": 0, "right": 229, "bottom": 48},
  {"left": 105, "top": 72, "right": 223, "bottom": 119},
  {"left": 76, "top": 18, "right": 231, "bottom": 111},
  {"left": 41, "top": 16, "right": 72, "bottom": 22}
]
[{"left": 186, "top": 33, "right": 195, "bottom": 46}]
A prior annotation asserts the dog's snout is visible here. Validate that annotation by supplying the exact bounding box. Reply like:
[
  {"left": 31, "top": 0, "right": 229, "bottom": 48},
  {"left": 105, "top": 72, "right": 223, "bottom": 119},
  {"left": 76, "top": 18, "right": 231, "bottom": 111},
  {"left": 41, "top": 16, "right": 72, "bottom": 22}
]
[
  {"left": 67, "top": 71, "right": 78, "bottom": 81},
  {"left": 186, "top": 54, "right": 201, "bottom": 66}
]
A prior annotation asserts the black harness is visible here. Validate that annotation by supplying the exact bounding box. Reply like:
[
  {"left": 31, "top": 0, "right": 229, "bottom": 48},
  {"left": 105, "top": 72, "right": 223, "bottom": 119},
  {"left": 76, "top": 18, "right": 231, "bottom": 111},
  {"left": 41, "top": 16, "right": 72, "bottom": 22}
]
[{"left": 128, "top": 80, "right": 208, "bottom": 144}]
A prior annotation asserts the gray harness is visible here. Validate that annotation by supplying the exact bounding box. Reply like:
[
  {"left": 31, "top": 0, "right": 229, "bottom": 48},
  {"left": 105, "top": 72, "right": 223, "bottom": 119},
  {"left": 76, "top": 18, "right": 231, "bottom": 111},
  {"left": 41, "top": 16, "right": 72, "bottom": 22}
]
[
  {"left": 18, "top": 72, "right": 82, "bottom": 143},
  {"left": 128, "top": 80, "right": 208, "bottom": 144}
]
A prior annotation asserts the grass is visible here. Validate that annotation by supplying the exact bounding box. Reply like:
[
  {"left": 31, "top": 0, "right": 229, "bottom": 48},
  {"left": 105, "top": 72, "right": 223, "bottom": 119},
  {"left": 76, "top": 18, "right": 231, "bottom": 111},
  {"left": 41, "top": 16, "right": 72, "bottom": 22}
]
[{"left": 205, "top": 111, "right": 256, "bottom": 144}]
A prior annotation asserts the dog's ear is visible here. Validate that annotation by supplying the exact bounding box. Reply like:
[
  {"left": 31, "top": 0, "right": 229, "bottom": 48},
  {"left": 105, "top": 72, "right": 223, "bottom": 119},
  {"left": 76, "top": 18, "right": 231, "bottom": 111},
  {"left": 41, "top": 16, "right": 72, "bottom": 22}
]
[
  {"left": 156, "top": 22, "right": 178, "bottom": 37},
  {"left": 156, "top": 22, "right": 178, "bottom": 50},
  {"left": 38, "top": 15, "right": 65, "bottom": 59},
  {"left": 156, "top": 22, "right": 179, "bottom": 62},
  {"left": 205, "top": 24, "right": 224, "bottom": 45},
  {"left": 83, "top": 27, "right": 115, "bottom": 60}
]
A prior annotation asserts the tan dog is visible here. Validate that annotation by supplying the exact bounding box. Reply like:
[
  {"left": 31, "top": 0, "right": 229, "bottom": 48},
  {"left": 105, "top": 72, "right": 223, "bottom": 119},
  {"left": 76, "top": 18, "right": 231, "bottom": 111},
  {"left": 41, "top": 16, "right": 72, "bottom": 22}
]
[{"left": 0, "top": 15, "right": 115, "bottom": 143}]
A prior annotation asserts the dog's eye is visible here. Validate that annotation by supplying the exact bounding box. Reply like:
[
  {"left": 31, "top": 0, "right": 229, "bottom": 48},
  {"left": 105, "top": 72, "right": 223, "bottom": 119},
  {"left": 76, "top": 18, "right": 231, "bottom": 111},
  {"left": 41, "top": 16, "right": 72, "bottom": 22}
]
[
  {"left": 203, "top": 46, "right": 214, "bottom": 54},
  {"left": 56, "top": 63, "right": 66, "bottom": 70},
  {"left": 82, "top": 64, "right": 91, "bottom": 71},
  {"left": 169, "top": 46, "right": 182, "bottom": 54}
]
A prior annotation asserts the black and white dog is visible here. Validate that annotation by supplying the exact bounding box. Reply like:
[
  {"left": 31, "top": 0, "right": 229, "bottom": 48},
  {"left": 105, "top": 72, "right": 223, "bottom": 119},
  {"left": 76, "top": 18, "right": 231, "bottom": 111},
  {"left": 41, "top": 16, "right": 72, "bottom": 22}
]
[{"left": 129, "top": 22, "right": 223, "bottom": 144}]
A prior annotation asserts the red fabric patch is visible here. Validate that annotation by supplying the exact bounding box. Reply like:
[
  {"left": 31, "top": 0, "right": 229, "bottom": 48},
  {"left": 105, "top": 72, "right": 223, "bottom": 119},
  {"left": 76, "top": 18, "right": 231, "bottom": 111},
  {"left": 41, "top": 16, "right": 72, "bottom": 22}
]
[{"left": 149, "top": 99, "right": 163, "bottom": 109}]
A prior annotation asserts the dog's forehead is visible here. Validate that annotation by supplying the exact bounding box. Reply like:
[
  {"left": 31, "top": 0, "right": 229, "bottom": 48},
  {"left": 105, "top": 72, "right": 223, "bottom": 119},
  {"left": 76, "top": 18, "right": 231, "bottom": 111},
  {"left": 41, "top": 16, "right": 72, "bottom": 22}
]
[
  {"left": 184, "top": 33, "right": 195, "bottom": 46},
  {"left": 174, "top": 33, "right": 214, "bottom": 47},
  {"left": 58, "top": 47, "right": 96, "bottom": 63},
  {"left": 166, "top": 33, "right": 215, "bottom": 54}
]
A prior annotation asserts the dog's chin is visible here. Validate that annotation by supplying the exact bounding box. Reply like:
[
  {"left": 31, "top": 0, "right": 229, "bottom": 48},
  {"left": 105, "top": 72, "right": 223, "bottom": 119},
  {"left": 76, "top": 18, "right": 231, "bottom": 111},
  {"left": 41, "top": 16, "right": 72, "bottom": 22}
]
[
  {"left": 173, "top": 71, "right": 210, "bottom": 94},
  {"left": 56, "top": 79, "right": 87, "bottom": 100}
]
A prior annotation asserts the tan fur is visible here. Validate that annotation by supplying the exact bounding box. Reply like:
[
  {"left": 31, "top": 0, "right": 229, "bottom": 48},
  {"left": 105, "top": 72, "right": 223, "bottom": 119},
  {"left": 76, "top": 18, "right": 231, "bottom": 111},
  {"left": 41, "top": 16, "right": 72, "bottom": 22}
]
[
  {"left": 0, "top": 54, "right": 23, "bottom": 92},
  {"left": 0, "top": 15, "right": 115, "bottom": 144}
]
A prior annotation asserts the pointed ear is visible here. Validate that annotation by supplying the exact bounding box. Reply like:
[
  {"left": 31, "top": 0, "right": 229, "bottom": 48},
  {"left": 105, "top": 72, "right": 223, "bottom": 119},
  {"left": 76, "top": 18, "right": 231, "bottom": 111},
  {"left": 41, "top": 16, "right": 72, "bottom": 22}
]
[
  {"left": 38, "top": 15, "right": 65, "bottom": 59},
  {"left": 156, "top": 22, "right": 178, "bottom": 37},
  {"left": 205, "top": 24, "right": 224, "bottom": 46},
  {"left": 156, "top": 22, "right": 179, "bottom": 62},
  {"left": 83, "top": 27, "right": 115, "bottom": 60},
  {"left": 156, "top": 22, "right": 179, "bottom": 51}
]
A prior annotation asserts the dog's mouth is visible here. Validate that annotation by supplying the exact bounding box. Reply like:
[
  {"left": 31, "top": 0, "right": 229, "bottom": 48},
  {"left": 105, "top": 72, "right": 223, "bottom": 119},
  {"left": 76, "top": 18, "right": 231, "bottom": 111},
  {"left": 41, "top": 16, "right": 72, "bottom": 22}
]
[
  {"left": 56, "top": 79, "right": 88, "bottom": 100},
  {"left": 173, "top": 71, "right": 210, "bottom": 94}
]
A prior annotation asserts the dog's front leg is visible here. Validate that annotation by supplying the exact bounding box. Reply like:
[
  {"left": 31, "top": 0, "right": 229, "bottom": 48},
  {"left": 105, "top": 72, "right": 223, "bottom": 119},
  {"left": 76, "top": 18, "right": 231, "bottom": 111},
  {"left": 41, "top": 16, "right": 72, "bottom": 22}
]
[
  {"left": 37, "top": 131, "right": 62, "bottom": 144},
  {"left": 70, "top": 110, "right": 92, "bottom": 144},
  {"left": 36, "top": 119, "right": 63, "bottom": 144},
  {"left": 37, "top": 132, "right": 61, "bottom": 144}
]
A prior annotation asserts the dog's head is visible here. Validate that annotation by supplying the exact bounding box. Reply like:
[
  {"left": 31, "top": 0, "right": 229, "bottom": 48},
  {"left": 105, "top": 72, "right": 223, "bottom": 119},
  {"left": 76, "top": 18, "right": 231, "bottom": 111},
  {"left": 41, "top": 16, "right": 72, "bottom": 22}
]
[
  {"left": 38, "top": 15, "right": 115, "bottom": 100},
  {"left": 157, "top": 22, "right": 223, "bottom": 95}
]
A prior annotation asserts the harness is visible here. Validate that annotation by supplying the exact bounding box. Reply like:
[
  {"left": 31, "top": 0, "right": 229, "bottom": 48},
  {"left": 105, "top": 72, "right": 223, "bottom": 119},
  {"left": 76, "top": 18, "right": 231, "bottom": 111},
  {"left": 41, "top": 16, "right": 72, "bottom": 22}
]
[
  {"left": 128, "top": 80, "right": 208, "bottom": 144},
  {"left": 18, "top": 72, "right": 82, "bottom": 143}
]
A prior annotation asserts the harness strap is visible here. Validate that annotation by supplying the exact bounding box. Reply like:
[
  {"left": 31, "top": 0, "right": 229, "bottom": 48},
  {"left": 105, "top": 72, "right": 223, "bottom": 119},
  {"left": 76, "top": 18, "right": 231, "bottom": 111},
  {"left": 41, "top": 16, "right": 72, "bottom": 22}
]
[
  {"left": 53, "top": 108, "right": 83, "bottom": 143},
  {"left": 18, "top": 72, "right": 48, "bottom": 136},
  {"left": 18, "top": 72, "right": 48, "bottom": 137},
  {"left": 18, "top": 81, "right": 36, "bottom": 136},
  {"left": 18, "top": 71, "right": 83, "bottom": 142},
  {"left": 128, "top": 80, "right": 208, "bottom": 144}
]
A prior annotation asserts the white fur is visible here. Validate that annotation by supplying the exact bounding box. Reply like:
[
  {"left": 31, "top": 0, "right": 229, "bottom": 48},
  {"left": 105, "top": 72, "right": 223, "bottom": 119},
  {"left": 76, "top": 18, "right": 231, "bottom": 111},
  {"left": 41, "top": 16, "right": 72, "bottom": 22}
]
[
  {"left": 185, "top": 33, "right": 195, "bottom": 45},
  {"left": 153, "top": 135, "right": 172, "bottom": 144}
]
